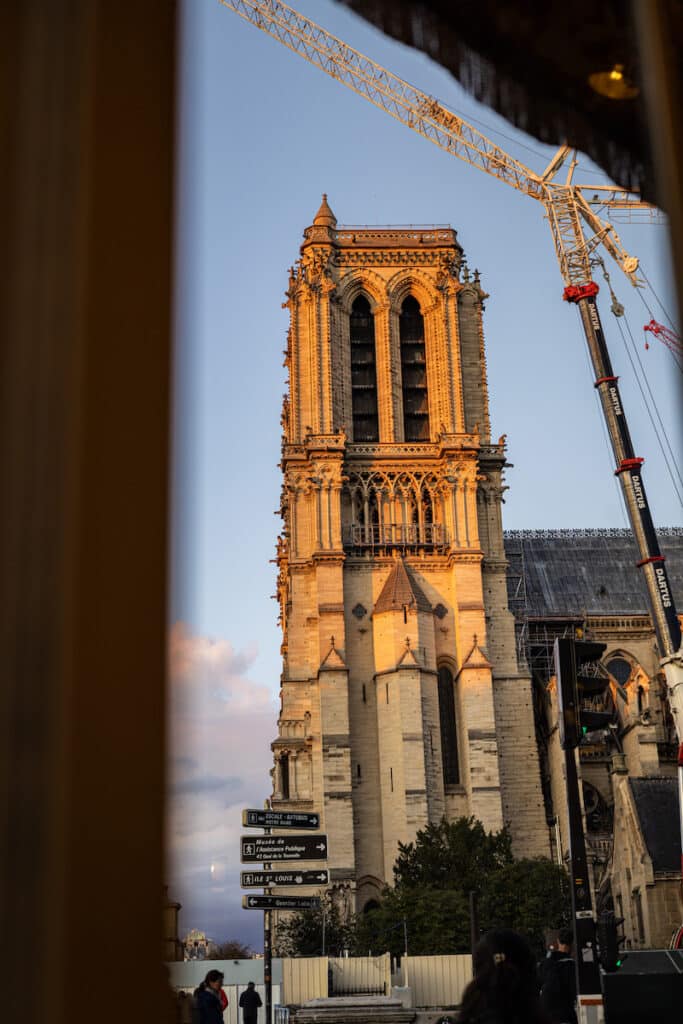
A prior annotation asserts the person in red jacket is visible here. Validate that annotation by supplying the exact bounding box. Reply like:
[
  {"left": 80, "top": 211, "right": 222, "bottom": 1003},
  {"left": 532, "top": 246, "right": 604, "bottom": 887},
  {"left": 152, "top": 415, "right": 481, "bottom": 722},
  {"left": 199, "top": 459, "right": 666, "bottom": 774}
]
[{"left": 194, "top": 970, "right": 225, "bottom": 1024}]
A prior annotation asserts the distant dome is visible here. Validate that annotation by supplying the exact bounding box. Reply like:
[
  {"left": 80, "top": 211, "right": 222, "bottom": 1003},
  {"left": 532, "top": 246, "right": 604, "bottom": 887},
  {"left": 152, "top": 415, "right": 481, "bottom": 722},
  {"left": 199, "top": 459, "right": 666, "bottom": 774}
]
[{"left": 313, "top": 193, "right": 337, "bottom": 227}]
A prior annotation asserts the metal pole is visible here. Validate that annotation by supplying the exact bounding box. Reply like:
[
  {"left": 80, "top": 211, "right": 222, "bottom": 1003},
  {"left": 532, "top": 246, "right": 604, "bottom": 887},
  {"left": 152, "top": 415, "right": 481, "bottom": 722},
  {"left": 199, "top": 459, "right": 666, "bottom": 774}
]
[
  {"left": 263, "top": 815, "right": 273, "bottom": 1024},
  {"left": 554, "top": 816, "right": 564, "bottom": 868},
  {"left": 679, "top": 744, "right": 683, "bottom": 883},
  {"left": 403, "top": 917, "right": 408, "bottom": 958},
  {"left": 264, "top": 908, "right": 272, "bottom": 1024},
  {"left": 469, "top": 891, "right": 479, "bottom": 953},
  {"left": 322, "top": 902, "right": 326, "bottom": 956},
  {"left": 564, "top": 744, "right": 603, "bottom": 1024}
]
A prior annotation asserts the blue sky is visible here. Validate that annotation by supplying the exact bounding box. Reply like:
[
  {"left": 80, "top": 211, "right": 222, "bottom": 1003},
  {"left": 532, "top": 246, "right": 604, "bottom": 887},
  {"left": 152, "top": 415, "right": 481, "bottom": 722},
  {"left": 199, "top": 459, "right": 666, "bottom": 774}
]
[{"left": 168, "top": 0, "right": 682, "bottom": 949}]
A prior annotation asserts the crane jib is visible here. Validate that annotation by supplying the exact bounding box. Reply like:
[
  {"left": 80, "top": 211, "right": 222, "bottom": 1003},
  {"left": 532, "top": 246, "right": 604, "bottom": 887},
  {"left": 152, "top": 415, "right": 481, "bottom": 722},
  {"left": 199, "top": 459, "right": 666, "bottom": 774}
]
[{"left": 567, "top": 288, "right": 682, "bottom": 656}]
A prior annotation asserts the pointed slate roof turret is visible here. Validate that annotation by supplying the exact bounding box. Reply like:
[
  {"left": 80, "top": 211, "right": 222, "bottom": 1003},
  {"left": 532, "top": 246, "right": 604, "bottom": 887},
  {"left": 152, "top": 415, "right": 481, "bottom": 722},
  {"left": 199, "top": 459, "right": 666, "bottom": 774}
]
[
  {"left": 374, "top": 558, "right": 432, "bottom": 615},
  {"left": 313, "top": 193, "right": 337, "bottom": 227}
]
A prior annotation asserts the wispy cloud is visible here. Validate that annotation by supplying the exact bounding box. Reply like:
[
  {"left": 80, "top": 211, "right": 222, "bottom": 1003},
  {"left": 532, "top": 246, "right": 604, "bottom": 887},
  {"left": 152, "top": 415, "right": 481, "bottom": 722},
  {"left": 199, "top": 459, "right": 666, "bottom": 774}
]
[
  {"left": 170, "top": 774, "right": 243, "bottom": 796},
  {"left": 167, "top": 622, "right": 277, "bottom": 947}
]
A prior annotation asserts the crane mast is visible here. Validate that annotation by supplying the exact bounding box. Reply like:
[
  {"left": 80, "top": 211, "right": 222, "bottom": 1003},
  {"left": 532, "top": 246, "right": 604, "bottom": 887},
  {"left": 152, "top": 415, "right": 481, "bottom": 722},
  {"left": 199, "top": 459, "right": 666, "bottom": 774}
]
[{"left": 218, "top": 0, "right": 683, "bottom": 734}]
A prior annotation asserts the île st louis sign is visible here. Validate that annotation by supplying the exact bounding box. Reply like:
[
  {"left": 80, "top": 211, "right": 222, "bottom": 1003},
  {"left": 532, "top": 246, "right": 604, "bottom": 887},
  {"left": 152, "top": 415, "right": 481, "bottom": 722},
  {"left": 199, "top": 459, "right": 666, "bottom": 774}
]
[{"left": 240, "top": 869, "right": 329, "bottom": 888}]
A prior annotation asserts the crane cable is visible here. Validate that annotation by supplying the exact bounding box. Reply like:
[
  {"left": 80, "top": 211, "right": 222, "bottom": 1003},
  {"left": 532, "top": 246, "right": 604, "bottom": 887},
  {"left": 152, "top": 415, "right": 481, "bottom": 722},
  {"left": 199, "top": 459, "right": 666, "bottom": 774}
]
[
  {"left": 616, "top": 315, "right": 683, "bottom": 507},
  {"left": 596, "top": 260, "right": 683, "bottom": 510},
  {"left": 639, "top": 264, "right": 678, "bottom": 331}
]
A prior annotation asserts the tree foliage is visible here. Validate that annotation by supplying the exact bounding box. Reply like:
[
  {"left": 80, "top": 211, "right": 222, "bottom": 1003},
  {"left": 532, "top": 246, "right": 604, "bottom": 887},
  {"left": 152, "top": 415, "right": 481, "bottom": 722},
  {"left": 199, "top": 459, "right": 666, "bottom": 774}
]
[
  {"left": 352, "top": 885, "right": 471, "bottom": 956},
  {"left": 280, "top": 818, "right": 569, "bottom": 959},
  {"left": 393, "top": 818, "right": 513, "bottom": 892},
  {"left": 275, "top": 893, "right": 354, "bottom": 957},
  {"left": 207, "top": 939, "right": 253, "bottom": 959},
  {"left": 479, "top": 857, "right": 570, "bottom": 956}
]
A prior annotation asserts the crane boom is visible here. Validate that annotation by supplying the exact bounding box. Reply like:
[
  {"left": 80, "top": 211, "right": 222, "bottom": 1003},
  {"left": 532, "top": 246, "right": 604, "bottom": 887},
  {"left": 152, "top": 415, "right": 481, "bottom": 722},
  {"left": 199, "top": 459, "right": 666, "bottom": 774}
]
[
  {"left": 222, "top": 0, "right": 544, "bottom": 199},
  {"left": 218, "top": 0, "right": 683, "bottom": 736},
  {"left": 220, "top": 2, "right": 658, "bottom": 248}
]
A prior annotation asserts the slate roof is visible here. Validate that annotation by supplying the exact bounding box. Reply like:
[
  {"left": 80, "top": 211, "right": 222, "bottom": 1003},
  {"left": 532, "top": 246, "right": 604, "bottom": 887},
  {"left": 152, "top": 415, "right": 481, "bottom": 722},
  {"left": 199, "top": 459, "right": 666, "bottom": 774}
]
[
  {"left": 503, "top": 528, "right": 683, "bottom": 618},
  {"left": 629, "top": 777, "right": 681, "bottom": 873},
  {"left": 374, "top": 558, "right": 432, "bottom": 614}
]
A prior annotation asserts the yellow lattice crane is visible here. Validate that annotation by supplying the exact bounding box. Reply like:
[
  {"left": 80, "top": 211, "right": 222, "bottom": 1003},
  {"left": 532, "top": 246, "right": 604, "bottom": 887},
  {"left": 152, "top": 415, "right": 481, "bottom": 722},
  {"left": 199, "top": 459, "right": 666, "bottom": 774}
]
[{"left": 218, "top": 0, "right": 683, "bottom": 743}]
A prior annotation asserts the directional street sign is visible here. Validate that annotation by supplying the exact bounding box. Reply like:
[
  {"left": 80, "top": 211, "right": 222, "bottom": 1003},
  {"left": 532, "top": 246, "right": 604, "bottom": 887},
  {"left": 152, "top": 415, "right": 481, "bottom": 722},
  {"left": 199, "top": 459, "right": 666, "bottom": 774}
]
[
  {"left": 240, "top": 869, "right": 329, "bottom": 888},
  {"left": 240, "top": 834, "right": 328, "bottom": 863},
  {"left": 242, "top": 809, "right": 320, "bottom": 830},
  {"left": 242, "top": 895, "right": 321, "bottom": 911}
]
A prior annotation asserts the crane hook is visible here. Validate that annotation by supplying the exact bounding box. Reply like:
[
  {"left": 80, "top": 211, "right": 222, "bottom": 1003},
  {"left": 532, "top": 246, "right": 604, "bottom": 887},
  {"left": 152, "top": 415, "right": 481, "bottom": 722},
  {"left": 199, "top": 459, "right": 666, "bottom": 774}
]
[{"left": 596, "top": 259, "right": 624, "bottom": 317}]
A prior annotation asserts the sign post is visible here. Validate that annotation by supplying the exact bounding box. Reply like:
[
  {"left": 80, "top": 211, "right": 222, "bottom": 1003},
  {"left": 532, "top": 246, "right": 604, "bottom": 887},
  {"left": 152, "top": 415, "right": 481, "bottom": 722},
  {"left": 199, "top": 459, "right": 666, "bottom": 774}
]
[
  {"left": 240, "top": 807, "right": 329, "bottom": 1024},
  {"left": 242, "top": 895, "right": 322, "bottom": 910},
  {"left": 264, "top": 904, "right": 272, "bottom": 1024},
  {"left": 262, "top": 821, "right": 273, "bottom": 1024},
  {"left": 241, "top": 869, "right": 329, "bottom": 887},
  {"left": 240, "top": 834, "right": 328, "bottom": 863},
  {"left": 242, "top": 809, "right": 321, "bottom": 830}
]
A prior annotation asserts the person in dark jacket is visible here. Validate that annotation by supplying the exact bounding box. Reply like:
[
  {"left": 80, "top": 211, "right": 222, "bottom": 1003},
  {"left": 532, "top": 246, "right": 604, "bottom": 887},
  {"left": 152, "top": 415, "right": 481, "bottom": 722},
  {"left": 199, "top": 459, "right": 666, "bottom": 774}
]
[
  {"left": 538, "top": 928, "right": 578, "bottom": 1024},
  {"left": 194, "top": 969, "right": 225, "bottom": 1024},
  {"left": 238, "top": 981, "right": 262, "bottom": 1024},
  {"left": 458, "top": 929, "right": 549, "bottom": 1024}
]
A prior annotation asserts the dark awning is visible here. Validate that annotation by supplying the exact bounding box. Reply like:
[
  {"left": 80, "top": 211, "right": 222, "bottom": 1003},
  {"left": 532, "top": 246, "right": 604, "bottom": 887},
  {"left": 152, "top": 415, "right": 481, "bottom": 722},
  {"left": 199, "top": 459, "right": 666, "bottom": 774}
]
[{"left": 337, "top": 1, "right": 675, "bottom": 203}]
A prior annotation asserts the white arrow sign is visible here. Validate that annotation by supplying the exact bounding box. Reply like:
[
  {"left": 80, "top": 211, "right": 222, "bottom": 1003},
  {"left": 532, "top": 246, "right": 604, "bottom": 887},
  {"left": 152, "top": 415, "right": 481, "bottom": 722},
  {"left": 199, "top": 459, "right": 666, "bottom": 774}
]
[{"left": 240, "top": 834, "right": 329, "bottom": 863}]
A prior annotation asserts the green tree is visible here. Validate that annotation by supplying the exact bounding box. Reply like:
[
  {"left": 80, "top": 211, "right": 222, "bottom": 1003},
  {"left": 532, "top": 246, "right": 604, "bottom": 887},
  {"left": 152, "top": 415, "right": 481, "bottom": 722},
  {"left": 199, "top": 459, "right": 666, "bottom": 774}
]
[
  {"left": 362, "top": 818, "right": 568, "bottom": 957},
  {"left": 479, "top": 857, "right": 570, "bottom": 957},
  {"left": 393, "top": 818, "right": 513, "bottom": 893},
  {"left": 275, "top": 893, "right": 354, "bottom": 957},
  {"left": 352, "top": 885, "right": 471, "bottom": 956},
  {"left": 279, "top": 819, "right": 569, "bottom": 958}
]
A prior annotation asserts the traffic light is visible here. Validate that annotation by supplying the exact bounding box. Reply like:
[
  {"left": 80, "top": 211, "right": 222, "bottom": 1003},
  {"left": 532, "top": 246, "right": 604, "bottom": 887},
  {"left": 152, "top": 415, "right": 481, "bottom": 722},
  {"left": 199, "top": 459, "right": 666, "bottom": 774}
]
[
  {"left": 597, "top": 910, "right": 626, "bottom": 971},
  {"left": 554, "top": 637, "right": 610, "bottom": 749}
]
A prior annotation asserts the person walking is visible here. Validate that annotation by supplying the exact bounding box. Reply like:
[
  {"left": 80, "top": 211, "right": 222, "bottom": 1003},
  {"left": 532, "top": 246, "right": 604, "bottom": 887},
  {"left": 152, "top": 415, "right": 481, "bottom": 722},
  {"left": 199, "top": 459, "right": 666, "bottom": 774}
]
[
  {"left": 194, "top": 969, "right": 225, "bottom": 1024},
  {"left": 458, "top": 929, "right": 549, "bottom": 1024},
  {"left": 238, "top": 981, "right": 263, "bottom": 1024},
  {"left": 538, "top": 928, "right": 578, "bottom": 1024}
]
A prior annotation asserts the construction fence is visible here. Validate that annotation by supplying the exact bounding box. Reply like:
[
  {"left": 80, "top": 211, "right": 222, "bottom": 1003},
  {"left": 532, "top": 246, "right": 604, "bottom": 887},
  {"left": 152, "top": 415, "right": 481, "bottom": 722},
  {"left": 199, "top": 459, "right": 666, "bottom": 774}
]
[
  {"left": 171, "top": 953, "right": 473, "bottom": 1012},
  {"left": 282, "top": 954, "right": 390, "bottom": 1002},
  {"left": 281, "top": 953, "right": 471, "bottom": 1008},
  {"left": 401, "top": 954, "right": 472, "bottom": 1008}
]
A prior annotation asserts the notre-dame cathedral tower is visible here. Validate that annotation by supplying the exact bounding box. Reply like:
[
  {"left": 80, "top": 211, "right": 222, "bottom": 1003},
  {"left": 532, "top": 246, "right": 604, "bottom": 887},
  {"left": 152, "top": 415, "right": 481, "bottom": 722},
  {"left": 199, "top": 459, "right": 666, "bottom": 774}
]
[{"left": 272, "top": 197, "right": 549, "bottom": 912}]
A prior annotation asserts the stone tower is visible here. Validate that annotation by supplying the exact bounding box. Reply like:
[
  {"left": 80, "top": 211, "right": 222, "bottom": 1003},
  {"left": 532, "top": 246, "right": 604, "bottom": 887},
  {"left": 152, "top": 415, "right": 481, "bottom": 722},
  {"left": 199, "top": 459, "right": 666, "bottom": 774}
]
[{"left": 272, "top": 197, "right": 548, "bottom": 912}]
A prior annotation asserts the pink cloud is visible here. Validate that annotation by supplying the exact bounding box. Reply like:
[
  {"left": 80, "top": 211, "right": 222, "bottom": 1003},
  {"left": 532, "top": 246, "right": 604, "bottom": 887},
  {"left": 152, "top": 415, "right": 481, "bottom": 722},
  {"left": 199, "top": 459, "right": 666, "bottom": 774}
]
[{"left": 167, "top": 622, "right": 277, "bottom": 945}]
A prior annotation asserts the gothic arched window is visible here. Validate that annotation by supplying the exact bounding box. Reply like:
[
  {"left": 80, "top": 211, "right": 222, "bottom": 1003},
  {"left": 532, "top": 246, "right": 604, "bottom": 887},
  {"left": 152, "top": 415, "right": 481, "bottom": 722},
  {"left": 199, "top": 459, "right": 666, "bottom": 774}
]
[
  {"left": 606, "top": 656, "right": 632, "bottom": 688},
  {"left": 350, "top": 295, "right": 379, "bottom": 442},
  {"left": 400, "top": 296, "right": 430, "bottom": 441},
  {"left": 280, "top": 753, "right": 290, "bottom": 800},
  {"left": 437, "top": 665, "right": 459, "bottom": 785}
]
